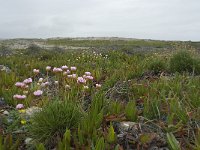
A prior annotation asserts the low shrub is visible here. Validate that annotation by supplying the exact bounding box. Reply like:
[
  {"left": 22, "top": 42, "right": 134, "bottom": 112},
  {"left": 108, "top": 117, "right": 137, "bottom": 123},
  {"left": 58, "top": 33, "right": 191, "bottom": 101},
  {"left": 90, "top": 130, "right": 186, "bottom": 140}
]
[
  {"left": 169, "top": 50, "right": 195, "bottom": 74},
  {"left": 29, "top": 100, "right": 83, "bottom": 147},
  {"left": 148, "top": 58, "right": 167, "bottom": 74}
]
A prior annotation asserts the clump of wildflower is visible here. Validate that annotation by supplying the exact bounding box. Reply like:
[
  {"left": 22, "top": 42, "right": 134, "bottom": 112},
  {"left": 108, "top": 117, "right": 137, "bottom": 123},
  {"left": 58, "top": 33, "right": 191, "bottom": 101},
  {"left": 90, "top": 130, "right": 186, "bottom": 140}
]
[
  {"left": 44, "top": 82, "right": 49, "bottom": 86},
  {"left": 70, "top": 66, "right": 77, "bottom": 71},
  {"left": 38, "top": 78, "right": 43, "bottom": 83},
  {"left": 96, "top": 84, "right": 101, "bottom": 88},
  {"left": 66, "top": 70, "right": 70, "bottom": 74},
  {"left": 72, "top": 74, "right": 77, "bottom": 79},
  {"left": 33, "top": 69, "right": 39, "bottom": 74},
  {"left": 61, "top": 65, "right": 68, "bottom": 70},
  {"left": 15, "top": 82, "right": 25, "bottom": 88},
  {"left": 85, "top": 72, "right": 91, "bottom": 76},
  {"left": 67, "top": 75, "right": 73, "bottom": 78},
  {"left": 53, "top": 67, "right": 63, "bottom": 73},
  {"left": 46, "top": 66, "right": 51, "bottom": 71},
  {"left": 77, "top": 77, "right": 86, "bottom": 84},
  {"left": 86, "top": 76, "right": 94, "bottom": 80},
  {"left": 16, "top": 104, "right": 24, "bottom": 109},
  {"left": 23, "top": 78, "right": 32, "bottom": 84},
  {"left": 33, "top": 90, "right": 43, "bottom": 96},
  {"left": 13, "top": 94, "right": 26, "bottom": 100}
]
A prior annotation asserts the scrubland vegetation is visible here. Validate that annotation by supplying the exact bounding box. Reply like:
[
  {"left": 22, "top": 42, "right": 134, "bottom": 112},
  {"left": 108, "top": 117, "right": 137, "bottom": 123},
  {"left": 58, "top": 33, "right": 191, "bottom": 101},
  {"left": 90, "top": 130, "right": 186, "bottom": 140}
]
[{"left": 0, "top": 39, "right": 200, "bottom": 150}]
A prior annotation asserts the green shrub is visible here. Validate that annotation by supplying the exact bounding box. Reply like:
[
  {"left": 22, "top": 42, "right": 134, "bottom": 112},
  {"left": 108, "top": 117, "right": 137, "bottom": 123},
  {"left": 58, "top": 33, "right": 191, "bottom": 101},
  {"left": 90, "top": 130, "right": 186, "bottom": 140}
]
[
  {"left": 192, "top": 58, "right": 200, "bottom": 75},
  {"left": 25, "top": 44, "right": 42, "bottom": 56},
  {"left": 29, "top": 100, "right": 83, "bottom": 147},
  {"left": 148, "top": 58, "right": 166, "bottom": 74},
  {"left": 125, "top": 101, "right": 137, "bottom": 121},
  {"left": 169, "top": 51, "right": 195, "bottom": 73}
]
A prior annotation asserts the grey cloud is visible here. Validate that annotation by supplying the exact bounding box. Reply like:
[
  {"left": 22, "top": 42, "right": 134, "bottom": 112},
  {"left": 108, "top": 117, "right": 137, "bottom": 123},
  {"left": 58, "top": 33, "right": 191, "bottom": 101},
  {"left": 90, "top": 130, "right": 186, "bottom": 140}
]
[{"left": 0, "top": 0, "right": 200, "bottom": 40}]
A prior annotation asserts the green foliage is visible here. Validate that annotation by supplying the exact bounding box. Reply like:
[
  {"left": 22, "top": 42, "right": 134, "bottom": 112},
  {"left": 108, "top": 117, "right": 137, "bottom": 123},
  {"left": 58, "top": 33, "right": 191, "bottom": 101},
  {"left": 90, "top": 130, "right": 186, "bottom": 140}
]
[
  {"left": 36, "top": 143, "right": 46, "bottom": 150},
  {"left": 29, "top": 100, "right": 83, "bottom": 146},
  {"left": 94, "top": 137, "right": 105, "bottom": 150},
  {"left": 57, "top": 129, "right": 71, "bottom": 150},
  {"left": 169, "top": 50, "right": 196, "bottom": 74},
  {"left": 1, "top": 40, "right": 200, "bottom": 149},
  {"left": 25, "top": 44, "right": 42, "bottom": 56},
  {"left": 0, "top": 134, "right": 20, "bottom": 150},
  {"left": 194, "top": 129, "right": 200, "bottom": 150},
  {"left": 107, "top": 101, "right": 124, "bottom": 115},
  {"left": 106, "top": 124, "right": 116, "bottom": 144},
  {"left": 125, "top": 101, "right": 137, "bottom": 121},
  {"left": 167, "top": 133, "right": 181, "bottom": 150},
  {"left": 148, "top": 58, "right": 167, "bottom": 74}
]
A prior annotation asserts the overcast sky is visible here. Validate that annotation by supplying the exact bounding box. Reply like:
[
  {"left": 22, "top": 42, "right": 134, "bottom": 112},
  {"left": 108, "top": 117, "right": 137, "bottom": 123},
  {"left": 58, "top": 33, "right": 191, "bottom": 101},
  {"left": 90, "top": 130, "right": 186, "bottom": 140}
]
[{"left": 0, "top": 0, "right": 199, "bottom": 41}]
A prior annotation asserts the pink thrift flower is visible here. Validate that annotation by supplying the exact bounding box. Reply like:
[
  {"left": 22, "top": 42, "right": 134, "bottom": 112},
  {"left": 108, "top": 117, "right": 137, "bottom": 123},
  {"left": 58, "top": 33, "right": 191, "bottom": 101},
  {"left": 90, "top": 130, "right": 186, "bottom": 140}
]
[
  {"left": 15, "top": 82, "right": 25, "bottom": 88},
  {"left": 72, "top": 74, "right": 77, "bottom": 79},
  {"left": 46, "top": 66, "right": 51, "bottom": 71},
  {"left": 13, "top": 94, "right": 27, "bottom": 100},
  {"left": 53, "top": 67, "right": 63, "bottom": 73},
  {"left": 70, "top": 66, "right": 77, "bottom": 71},
  {"left": 38, "top": 78, "right": 43, "bottom": 83},
  {"left": 61, "top": 65, "right": 68, "bottom": 70},
  {"left": 67, "top": 75, "right": 73, "bottom": 78},
  {"left": 63, "top": 70, "right": 71, "bottom": 75},
  {"left": 33, "top": 69, "right": 39, "bottom": 74},
  {"left": 23, "top": 78, "right": 32, "bottom": 84},
  {"left": 77, "top": 77, "right": 86, "bottom": 84},
  {"left": 86, "top": 76, "right": 94, "bottom": 80},
  {"left": 85, "top": 72, "right": 91, "bottom": 76},
  {"left": 33, "top": 90, "right": 43, "bottom": 96},
  {"left": 44, "top": 82, "right": 49, "bottom": 86},
  {"left": 83, "top": 75, "right": 87, "bottom": 78},
  {"left": 16, "top": 104, "right": 24, "bottom": 109},
  {"left": 96, "top": 84, "right": 101, "bottom": 88},
  {"left": 66, "top": 70, "right": 71, "bottom": 74}
]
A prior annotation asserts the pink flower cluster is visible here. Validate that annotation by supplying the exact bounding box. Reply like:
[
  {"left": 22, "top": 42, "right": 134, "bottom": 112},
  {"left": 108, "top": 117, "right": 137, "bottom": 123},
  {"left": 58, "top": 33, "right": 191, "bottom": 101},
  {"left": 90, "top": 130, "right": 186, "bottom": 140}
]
[
  {"left": 83, "top": 75, "right": 94, "bottom": 80},
  {"left": 13, "top": 94, "right": 26, "bottom": 100},
  {"left": 15, "top": 78, "right": 32, "bottom": 88},
  {"left": 33, "top": 69, "right": 39, "bottom": 74},
  {"left": 23, "top": 78, "right": 32, "bottom": 84},
  {"left": 46, "top": 66, "right": 51, "bottom": 71},
  {"left": 77, "top": 77, "right": 86, "bottom": 84},
  {"left": 16, "top": 104, "right": 24, "bottom": 109},
  {"left": 53, "top": 67, "right": 63, "bottom": 73},
  {"left": 63, "top": 70, "right": 71, "bottom": 76},
  {"left": 61, "top": 65, "right": 68, "bottom": 70},
  {"left": 15, "top": 82, "right": 25, "bottom": 88},
  {"left": 40, "top": 82, "right": 49, "bottom": 87},
  {"left": 33, "top": 90, "right": 43, "bottom": 96},
  {"left": 96, "top": 84, "right": 101, "bottom": 88},
  {"left": 67, "top": 74, "right": 77, "bottom": 79},
  {"left": 85, "top": 72, "right": 91, "bottom": 76},
  {"left": 70, "top": 66, "right": 77, "bottom": 71}
]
